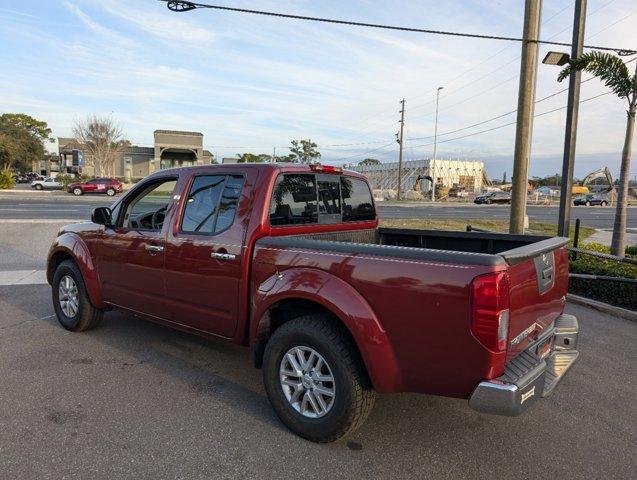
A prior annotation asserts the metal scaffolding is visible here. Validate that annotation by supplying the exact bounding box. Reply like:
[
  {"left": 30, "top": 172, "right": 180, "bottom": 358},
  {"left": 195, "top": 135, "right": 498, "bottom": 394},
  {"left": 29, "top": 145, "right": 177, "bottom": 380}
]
[{"left": 347, "top": 158, "right": 487, "bottom": 195}]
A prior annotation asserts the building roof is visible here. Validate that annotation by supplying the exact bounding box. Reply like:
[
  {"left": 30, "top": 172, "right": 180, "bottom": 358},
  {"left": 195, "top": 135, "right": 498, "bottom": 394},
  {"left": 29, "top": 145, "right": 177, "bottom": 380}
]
[
  {"left": 154, "top": 129, "right": 203, "bottom": 136},
  {"left": 125, "top": 146, "right": 154, "bottom": 155}
]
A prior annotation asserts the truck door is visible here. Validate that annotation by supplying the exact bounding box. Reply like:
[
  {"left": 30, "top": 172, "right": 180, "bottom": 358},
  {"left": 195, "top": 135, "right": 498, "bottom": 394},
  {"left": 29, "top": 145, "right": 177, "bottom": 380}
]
[
  {"left": 163, "top": 171, "right": 253, "bottom": 338},
  {"left": 96, "top": 176, "right": 178, "bottom": 318}
]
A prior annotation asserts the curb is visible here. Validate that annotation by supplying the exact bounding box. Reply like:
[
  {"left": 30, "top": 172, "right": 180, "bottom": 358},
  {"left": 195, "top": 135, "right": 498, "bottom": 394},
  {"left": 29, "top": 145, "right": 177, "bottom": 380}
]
[
  {"left": 567, "top": 294, "right": 636, "bottom": 322},
  {"left": 0, "top": 189, "right": 55, "bottom": 194}
]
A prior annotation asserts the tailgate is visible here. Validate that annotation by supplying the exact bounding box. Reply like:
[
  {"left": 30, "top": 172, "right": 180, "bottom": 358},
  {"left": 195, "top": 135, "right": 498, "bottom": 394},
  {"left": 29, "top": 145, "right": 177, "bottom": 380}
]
[{"left": 503, "top": 239, "right": 569, "bottom": 361}]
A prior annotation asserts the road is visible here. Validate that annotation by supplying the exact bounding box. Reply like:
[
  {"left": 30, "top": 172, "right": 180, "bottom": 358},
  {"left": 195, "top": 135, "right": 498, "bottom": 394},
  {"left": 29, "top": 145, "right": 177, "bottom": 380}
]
[
  {"left": 0, "top": 213, "right": 636, "bottom": 478},
  {"left": 1, "top": 192, "right": 634, "bottom": 229}
]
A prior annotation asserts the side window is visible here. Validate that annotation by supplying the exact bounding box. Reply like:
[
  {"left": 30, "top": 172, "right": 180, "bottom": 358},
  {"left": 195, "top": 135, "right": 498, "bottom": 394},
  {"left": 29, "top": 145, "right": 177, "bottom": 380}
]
[
  {"left": 181, "top": 175, "right": 226, "bottom": 234},
  {"left": 215, "top": 175, "right": 245, "bottom": 233},
  {"left": 341, "top": 177, "right": 375, "bottom": 222},
  {"left": 122, "top": 178, "right": 177, "bottom": 230},
  {"left": 181, "top": 175, "right": 245, "bottom": 234},
  {"left": 269, "top": 174, "right": 318, "bottom": 225}
]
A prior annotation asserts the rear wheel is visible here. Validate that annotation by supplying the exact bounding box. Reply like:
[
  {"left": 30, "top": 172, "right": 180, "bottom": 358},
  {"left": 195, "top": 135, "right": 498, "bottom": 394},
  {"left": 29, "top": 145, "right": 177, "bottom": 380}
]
[
  {"left": 486, "top": 199, "right": 492, "bottom": 205},
  {"left": 585, "top": 201, "right": 591, "bottom": 206},
  {"left": 262, "top": 314, "right": 376, "bottom": 442},
  {"left": 73, "top": 187, "right": 83, "bottom": 196},
  {"left": 52, "top": 260, "right": 103, "bottom": 332},
  {"left": 35, "top": 184, "right": 43, "bottom": 190},
  {"left": 601, "top": 201, "right": 608, "bottom": 206}
]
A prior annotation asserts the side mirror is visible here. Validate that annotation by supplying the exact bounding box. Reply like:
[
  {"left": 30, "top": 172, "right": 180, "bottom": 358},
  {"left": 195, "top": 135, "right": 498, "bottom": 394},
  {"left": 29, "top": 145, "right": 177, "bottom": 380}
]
[{"left": 92, "top": 207, "right": 112, "bottom": 226}]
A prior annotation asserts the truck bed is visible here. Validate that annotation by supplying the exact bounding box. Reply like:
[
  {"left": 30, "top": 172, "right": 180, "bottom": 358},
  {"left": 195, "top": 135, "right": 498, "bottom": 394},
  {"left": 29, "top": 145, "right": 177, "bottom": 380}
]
[
  {"left": 265, "top": 227, "right": 568, "bottom": 267},
  {"left": 253, "top": 227, "right": 570, "bottom": 398}
]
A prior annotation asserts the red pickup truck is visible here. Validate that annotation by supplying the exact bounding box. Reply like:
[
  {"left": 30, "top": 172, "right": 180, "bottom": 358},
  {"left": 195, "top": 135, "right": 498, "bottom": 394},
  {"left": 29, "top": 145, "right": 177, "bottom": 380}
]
[{"left": 47, "top": 163, "right": 579, "bottom": 442}]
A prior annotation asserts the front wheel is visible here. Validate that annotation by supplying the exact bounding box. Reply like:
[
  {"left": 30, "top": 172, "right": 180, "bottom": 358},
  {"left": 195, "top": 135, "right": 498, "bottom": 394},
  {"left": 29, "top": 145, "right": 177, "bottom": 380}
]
[
  {"left": 73, "top": 188, "right": 83, "bottom": 196},
  {"left": 106, "top": 188, "right": 116, "bottom": 196},
  {"left": 262, "top": 314, "right": 376, "bottom": 442},
  {"left": 601, "top": 201, "right": 608, "bottom": 206},
  {"left": 52, "top": 259, "right": 103, "bottom": 332},
  {"left": 35, "top": 184, "right": 43, "bottom": 190},
  {"left": 585, "top": 201, "right": 591, "bottom": 206}
]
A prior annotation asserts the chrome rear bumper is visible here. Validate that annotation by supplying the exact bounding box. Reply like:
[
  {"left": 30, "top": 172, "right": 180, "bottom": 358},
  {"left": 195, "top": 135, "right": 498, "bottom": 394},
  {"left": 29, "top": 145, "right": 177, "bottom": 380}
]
[{"left": 469, "top": 314, "right": 579, "bottom": 416}]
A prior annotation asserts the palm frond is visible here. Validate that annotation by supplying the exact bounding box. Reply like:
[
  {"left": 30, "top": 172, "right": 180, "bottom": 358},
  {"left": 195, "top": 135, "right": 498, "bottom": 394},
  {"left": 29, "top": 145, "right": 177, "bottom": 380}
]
[{"left": 557, "top": 51, "right": 633, "bottom": 99}]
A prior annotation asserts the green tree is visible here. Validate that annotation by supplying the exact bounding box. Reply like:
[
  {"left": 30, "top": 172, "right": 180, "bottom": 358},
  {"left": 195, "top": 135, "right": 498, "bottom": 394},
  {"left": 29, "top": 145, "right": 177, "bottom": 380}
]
[
  {"left": 359, "top": 158, "right": 381, "bottom": 166},
  {"left": 0, "top": 113, "right": 51, "bottom": 171},
  {"left": 289, "top": 139, "right": 321, "bottom": 164},
  {"left": 236, "top": 153, "right": 271, "bottom": 163},
  {"left": 558, "top": 52, "right": 636, "bottom": 257}
]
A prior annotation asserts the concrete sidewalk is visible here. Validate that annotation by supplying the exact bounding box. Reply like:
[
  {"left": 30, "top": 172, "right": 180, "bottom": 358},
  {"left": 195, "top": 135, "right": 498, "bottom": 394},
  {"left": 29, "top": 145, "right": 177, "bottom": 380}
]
[{"left": 585, "top": 228, "right": 637, "bottom": 247}]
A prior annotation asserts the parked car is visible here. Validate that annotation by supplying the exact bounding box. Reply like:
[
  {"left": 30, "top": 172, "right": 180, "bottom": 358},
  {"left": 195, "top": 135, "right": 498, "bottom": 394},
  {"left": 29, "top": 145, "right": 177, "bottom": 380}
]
[
  {"left": 47, "top": 163, "right": 579, "bottom": 442},
  {"left": 31, "top": 177, "right": 63, "bottom": 190},
  {"left": 67, "top": 177, "right": 123, "bottom": 196},
  {"left": 474, "top": 191, "right": 511, "bottom": 204},
  {"left": 573, "top": 193, "right": 609, "bottom": 206}
]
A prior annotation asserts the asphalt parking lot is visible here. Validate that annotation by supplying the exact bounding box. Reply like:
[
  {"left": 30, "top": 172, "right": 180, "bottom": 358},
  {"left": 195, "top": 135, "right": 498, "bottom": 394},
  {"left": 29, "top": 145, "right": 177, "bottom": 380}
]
[{"left": 0, "top": 196, "right": 636, "bottom": 479}]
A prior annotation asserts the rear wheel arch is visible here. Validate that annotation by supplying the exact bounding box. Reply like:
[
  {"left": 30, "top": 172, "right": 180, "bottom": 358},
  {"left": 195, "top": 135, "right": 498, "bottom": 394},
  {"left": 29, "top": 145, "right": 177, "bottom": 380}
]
[{"left": 252, "top": 284, "right": 403, "bottom": 393}]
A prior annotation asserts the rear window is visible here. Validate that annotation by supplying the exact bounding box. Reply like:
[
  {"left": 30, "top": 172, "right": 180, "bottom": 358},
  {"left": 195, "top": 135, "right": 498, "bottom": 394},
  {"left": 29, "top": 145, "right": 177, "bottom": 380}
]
[{"left": 269, "top": 173, "right": 375, "bottom": 226}]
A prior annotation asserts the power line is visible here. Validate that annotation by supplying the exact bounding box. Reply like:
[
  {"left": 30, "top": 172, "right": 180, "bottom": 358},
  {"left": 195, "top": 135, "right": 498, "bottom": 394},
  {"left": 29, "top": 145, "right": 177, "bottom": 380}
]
[
  {"left": 408, "top": 90, "right": 612, "bottom": 149},
  {"left": 161, "top": 0, "right": 636, "bottom": 55}
]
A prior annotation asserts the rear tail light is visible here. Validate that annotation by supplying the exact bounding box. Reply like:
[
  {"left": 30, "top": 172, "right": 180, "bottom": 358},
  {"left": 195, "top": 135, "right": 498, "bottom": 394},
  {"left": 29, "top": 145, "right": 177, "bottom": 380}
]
[{"left": 470, "top": 271, "right": 510, "bottom": 352}]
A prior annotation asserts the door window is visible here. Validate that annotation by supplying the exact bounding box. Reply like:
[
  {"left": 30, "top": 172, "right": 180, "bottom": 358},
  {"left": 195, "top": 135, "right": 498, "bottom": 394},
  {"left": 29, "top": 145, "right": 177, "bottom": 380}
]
[
  {"left": 181, "top": 174, "right": 245, "bottom": 235},
  {"left": 122, "top": 178, "right": 177, "bottom": 230}
]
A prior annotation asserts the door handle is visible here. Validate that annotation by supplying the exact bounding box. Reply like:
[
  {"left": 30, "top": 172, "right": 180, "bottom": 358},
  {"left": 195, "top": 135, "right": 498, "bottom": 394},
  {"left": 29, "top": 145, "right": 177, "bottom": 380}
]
[
  {"left": 211, "top": 252, "right": 236, "bottom": 261},
  {"left": 145, "top": 245, "right": 164, "bottom": 253}
]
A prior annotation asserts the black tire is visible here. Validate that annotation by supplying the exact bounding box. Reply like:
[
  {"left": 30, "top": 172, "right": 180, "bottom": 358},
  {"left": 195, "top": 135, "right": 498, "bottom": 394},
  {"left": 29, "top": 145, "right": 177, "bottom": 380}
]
[
  {"left": 106, "top": 188, "right": 116, "bottom": 196},
  {"left": 585, "top": 201, "right": 591, "bottom": 206},
  {"left": 73, "top": 187, "right": 83, "bottom": 196},
  {"left": 601, "top": 201, "right": 608, "bottom": 206},
  {"left": 486, "top": 199, "right": 492, "bottom": 205},
  {"left": 35, "top": 184, "right": 43, "bottom": 190},
  {"left": 52, "top": 259, "right": 103, "bottom": 332},
  {"left": 262, "top": 314, "right": 376, "bottom": 442}
]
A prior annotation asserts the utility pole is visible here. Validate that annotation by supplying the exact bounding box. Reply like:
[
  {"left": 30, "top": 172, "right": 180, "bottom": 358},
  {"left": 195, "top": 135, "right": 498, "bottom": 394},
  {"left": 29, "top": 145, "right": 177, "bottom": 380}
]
[
  {"left": 557, "top": 0, "right": 587, "bottom": 237},
  {"left": 432, "top": 86, "right": 443, "bottom": 201},
  {"left": 510, "top": 0, "right": 542, "bottom": 234},
  {"left": 397, "top": 99, "right": 405, "bottom": 200},
  {"left": 273, "top": 146, "right": 276, "bottom": 162}
]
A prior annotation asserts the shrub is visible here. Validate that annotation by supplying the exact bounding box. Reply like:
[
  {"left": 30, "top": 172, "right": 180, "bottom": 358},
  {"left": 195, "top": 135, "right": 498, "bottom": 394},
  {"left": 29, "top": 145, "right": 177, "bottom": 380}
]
[
  {"left": 0, "top": 170, "right": 15, "bottom": 189},
  {"left": 55, "top": 173, "right": 79, "bottom": 187},
  {"left": 626, "top": 244, "right": 637, "bottom": 256},
  {"left": 569, "top": 242, "right": 637, "bottom": 310}
]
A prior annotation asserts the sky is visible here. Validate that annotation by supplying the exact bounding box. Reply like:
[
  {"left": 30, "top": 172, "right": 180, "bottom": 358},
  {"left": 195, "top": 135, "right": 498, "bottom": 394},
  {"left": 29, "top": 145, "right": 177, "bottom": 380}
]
[{"left": 1, "top": 0, "right": 636, "bottom": 180}]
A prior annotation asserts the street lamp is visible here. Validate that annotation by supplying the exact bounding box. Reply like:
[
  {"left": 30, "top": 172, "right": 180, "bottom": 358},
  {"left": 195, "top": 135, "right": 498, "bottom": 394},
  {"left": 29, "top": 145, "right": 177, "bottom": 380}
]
[
  {"left": 542, "top": 51, "right": 570, "bottom": 66},
  {"left": 431, "top": 86, "right": 443, "bottom": 201}
]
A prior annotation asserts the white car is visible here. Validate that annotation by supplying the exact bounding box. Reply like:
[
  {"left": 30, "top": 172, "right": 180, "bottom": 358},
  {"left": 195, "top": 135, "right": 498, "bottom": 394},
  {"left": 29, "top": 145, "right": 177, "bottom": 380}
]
[{"left": 31, "top": 177, "right": 63, "bottom": 191}]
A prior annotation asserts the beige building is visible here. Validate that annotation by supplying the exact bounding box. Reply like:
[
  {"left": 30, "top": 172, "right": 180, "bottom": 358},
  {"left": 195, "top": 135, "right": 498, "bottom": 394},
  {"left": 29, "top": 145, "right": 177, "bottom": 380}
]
[{"left": 41, "top": 130, "right": 215, "bottom": 180}]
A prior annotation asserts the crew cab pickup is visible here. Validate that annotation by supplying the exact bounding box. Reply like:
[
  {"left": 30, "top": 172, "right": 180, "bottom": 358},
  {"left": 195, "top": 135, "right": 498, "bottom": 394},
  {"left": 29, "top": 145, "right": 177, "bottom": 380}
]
[{"left": 47, "top": 163, "right": 579, "bottom": 442}]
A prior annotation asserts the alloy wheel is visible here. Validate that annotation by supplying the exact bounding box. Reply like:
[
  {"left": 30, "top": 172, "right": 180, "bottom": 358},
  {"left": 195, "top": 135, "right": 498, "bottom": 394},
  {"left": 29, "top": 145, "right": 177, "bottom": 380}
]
[
  {"left": 58, "top": 275, "right": 79, "bottom": 318},
  {"left": 279, "top": 346, "right": 336, "bottom": 418}
]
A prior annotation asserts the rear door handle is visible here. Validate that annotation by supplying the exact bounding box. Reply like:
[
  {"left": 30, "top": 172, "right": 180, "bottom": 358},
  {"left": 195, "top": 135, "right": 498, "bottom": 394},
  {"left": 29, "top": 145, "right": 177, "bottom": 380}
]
[
  {"left": 145, "top": 245, "right": 164, "bottom": 253},
  {"left": 211, "top": 252, "right": 236, "bottom": 261}
]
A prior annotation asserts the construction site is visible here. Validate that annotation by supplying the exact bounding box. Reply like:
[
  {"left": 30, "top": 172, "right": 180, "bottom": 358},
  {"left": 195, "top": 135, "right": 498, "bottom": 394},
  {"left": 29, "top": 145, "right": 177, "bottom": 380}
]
[{"left": 348, "top": 158, "right": 489, "bottom": 199}]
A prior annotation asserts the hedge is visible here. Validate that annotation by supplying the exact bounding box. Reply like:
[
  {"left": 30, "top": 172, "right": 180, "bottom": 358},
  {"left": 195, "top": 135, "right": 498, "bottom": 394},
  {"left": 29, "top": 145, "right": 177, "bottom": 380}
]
[{"left": 569, "top": 242, "right": 637, "bottom": 310}]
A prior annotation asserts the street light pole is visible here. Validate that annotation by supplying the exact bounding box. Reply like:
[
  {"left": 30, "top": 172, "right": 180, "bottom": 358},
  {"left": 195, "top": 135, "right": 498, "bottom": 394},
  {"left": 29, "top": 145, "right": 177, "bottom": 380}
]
[
  {"left": 557, "top": 0, "right": 587, "bottom": 237},
  {"left": 432, "top": 86, "right": 443, "bottom": 201}
]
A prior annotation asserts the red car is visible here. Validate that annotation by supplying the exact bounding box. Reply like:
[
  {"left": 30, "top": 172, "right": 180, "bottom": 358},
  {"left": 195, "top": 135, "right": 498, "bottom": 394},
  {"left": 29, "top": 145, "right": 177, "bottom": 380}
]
[
  {"left": 67, "top": 177, "right": 122, "bottom": 196},
  {"left": 47, "top": 163, "right": 578, "bottom": 442}
]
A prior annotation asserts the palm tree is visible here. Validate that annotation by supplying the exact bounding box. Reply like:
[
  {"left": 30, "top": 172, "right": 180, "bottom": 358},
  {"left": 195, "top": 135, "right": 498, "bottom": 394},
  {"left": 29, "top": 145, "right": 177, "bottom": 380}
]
[{"left": 558, "top": 52, "right": 636, "bottom": 257}]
